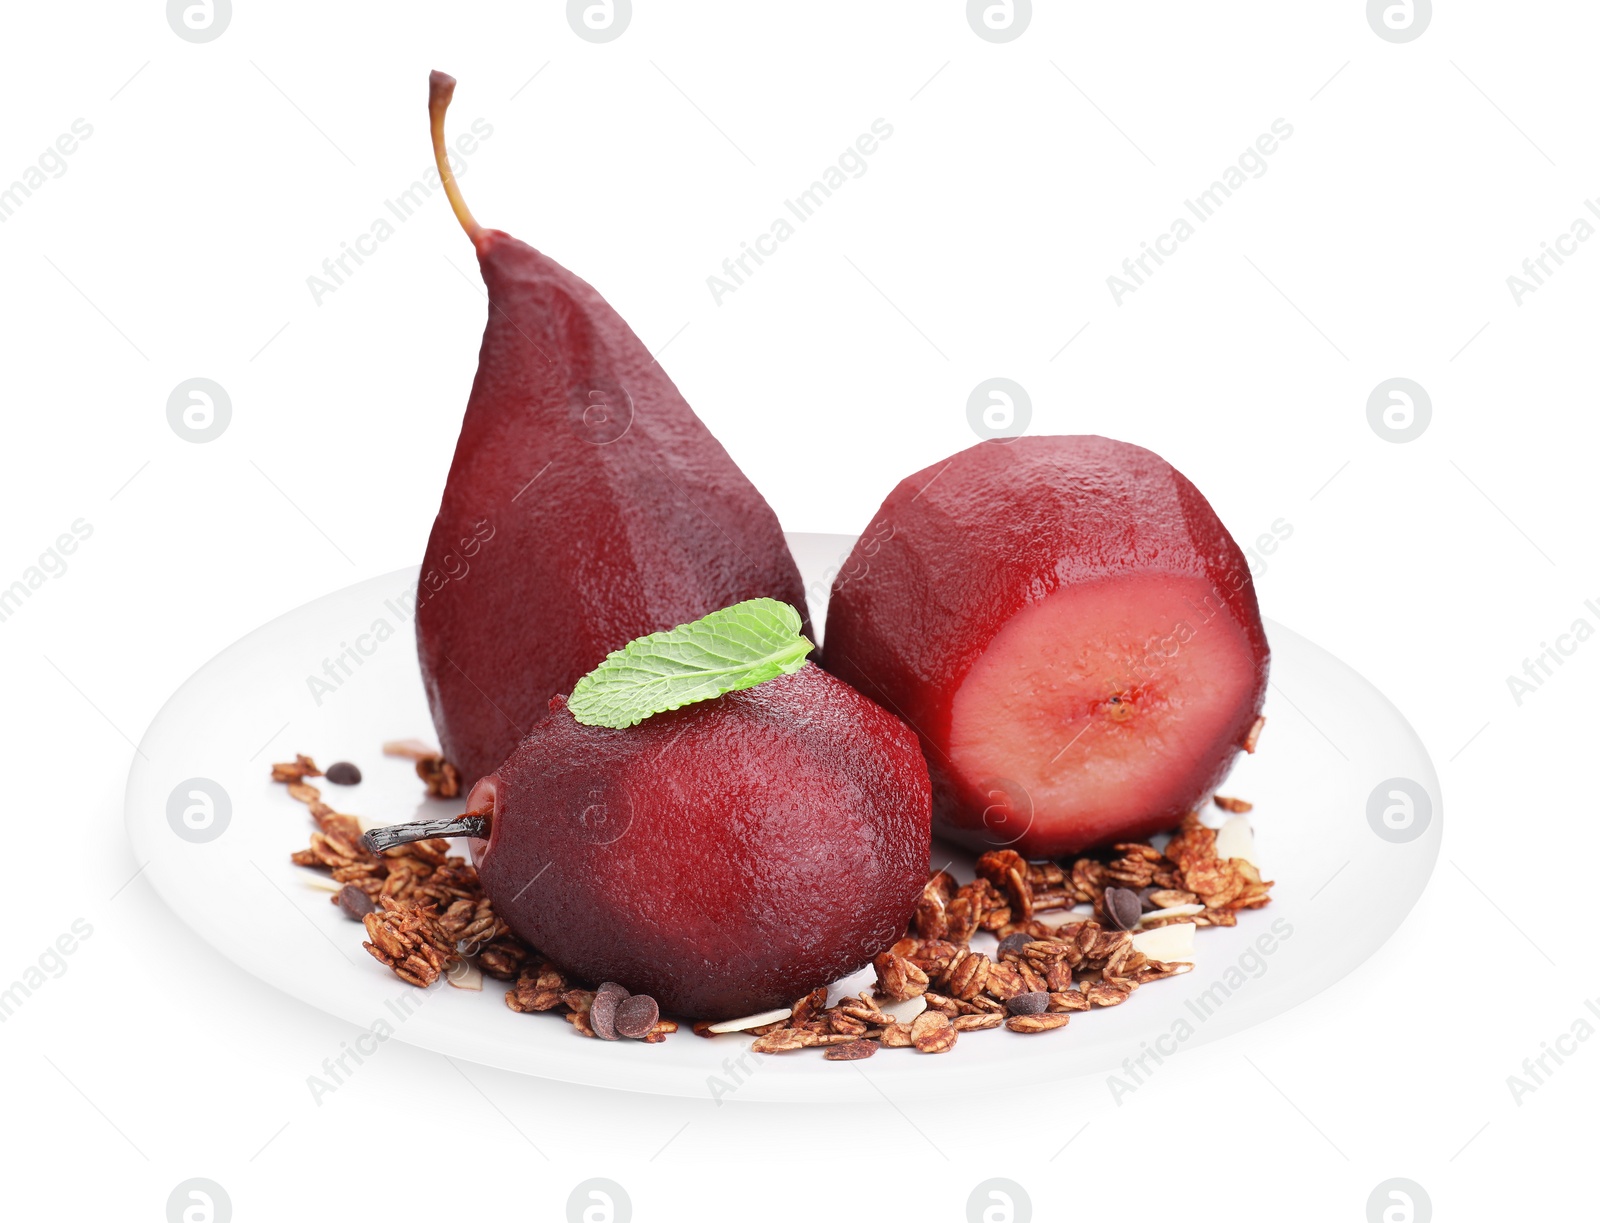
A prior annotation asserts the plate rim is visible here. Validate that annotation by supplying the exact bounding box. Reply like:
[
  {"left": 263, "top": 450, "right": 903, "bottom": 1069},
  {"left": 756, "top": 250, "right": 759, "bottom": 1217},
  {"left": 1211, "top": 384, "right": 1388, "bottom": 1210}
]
[{"left": 124, "top": 543, "right": 1443, "bottom": 1101}]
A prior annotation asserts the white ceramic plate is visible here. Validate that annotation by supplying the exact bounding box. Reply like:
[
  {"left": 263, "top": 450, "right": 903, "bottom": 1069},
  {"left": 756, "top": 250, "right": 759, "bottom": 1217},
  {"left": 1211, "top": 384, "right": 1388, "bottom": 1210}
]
[{"left": 125, "top": 533, "right": 1441, "bottom": 1102}]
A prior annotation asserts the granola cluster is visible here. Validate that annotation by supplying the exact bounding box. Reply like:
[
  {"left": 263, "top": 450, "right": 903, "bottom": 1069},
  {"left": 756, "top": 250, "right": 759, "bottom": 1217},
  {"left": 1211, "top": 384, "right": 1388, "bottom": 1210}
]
[
  {"left": 739, "top": 891, "right": 1190, "bottom": 1059},
  {"left": 275, "top": 755, "right": 533, "bottom": 991},
  {"left": 274, "top": 749, "right": 1274, "bottom": 1060},
  {"left": 738, "top": 813, "right": 1275, "bottom": 1059},
  {"left": 1000, "top": 811, "right": 1277, "bottom": 931}
]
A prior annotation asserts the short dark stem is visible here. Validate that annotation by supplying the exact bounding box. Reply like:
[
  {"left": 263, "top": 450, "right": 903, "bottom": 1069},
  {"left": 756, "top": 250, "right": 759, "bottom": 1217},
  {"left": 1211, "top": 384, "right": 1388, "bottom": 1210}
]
[{"left": 363, "top": 815, "right": 488, "bottom": 854}]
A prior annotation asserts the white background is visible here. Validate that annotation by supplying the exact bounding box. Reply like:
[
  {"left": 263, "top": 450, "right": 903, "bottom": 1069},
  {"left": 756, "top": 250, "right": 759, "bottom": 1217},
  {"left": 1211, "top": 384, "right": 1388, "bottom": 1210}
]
[{"left": 1, "top": 1, "right": 1593, "bottom": 1218}]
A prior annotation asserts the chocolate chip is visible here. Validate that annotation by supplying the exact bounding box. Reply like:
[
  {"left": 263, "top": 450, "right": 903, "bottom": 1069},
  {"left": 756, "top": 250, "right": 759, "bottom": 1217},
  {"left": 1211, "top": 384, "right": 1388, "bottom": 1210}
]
[
  {"left": 1104, "top": 886, "right": 1142, "bottom": 932},
  {"left": 335, "top": 884, "right": 374, "bottom": 921},
  {"left": 1006, "top": 991, "right": 1049, "bottom": 1016},
  {"left": 613, "top": 993, "right": 659, "bottom": 1039},
  {"left": 997, "top": 932, "right": 1033, "bottom": 958},
  {"left": 325, "top": 761, "right": 362, "bottom": 785},
  {"left": 1139, "top": 887, "right": 1160, "bottom": 913},
  {"left": 590, "top": 982, "right": 628, "bottom": 1041}
]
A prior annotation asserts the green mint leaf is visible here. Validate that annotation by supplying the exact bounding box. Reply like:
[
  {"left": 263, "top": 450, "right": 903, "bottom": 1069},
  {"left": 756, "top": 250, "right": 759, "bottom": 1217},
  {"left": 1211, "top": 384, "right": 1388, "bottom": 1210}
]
[{"left": 567, "top": 598, "right": 814, "bottom": 729}]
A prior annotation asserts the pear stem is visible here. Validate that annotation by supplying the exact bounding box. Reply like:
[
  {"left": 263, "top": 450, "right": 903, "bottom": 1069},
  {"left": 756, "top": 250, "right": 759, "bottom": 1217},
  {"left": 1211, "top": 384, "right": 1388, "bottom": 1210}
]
[
  {"left": 428, "top": 70, "right": 484, "bottom": 246},
  {"left": 362, "top": 814, "right": 488, "bottom": 855}
]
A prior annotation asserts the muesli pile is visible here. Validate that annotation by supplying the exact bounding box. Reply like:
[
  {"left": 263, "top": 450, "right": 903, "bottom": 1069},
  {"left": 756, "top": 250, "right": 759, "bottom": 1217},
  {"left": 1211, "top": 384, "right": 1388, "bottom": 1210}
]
[{"left": 276, "top": 746, "right": 1273, "bottom": 1059}]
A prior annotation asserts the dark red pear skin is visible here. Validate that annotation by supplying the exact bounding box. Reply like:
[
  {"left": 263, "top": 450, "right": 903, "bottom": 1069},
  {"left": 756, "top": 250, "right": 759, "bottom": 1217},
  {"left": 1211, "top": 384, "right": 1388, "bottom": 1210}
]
[
  {"left": 823, "top": 436, "right": 1269, "bottom": 859},
  {"left": 417, "top": 230, "right": 808, "bottom": 786},
  {"left": 469, "top": 664, "right": 931, "bottom": 1020}
]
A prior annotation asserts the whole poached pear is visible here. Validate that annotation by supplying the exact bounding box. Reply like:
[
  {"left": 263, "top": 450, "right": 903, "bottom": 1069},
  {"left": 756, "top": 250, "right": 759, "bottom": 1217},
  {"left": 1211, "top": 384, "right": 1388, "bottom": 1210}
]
[
  {"left": 414, "top": 72, "right": 809, "bottom": 788},
  {"left": 373, "top": 660, "right": 931, "bottom": 1020}
]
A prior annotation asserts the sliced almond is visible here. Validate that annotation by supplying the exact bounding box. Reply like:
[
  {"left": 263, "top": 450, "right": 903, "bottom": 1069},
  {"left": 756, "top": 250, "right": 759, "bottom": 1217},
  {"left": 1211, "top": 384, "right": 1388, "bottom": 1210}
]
[
  {"left": 878, "top": 994, "right": 928, "bottom": 1025},
  {"left": 446, "top": 961, "right": 484, "bottom": 991},
  {"left": 1139, "top": 903, "right": 1205, "bottom": 924},
  {"left": 295, "top": 870, "right": 341, "bottom": 893},
  {"left": 1214, "top": 814, "right": 1258, "bottom": 867},
  {"left": 706, "top": 1007, "right": 792, "bottom": 1034},
  {"left": 1243, "top": 714, "right": 1265, "bottom": 753},
  {"left": 1130, "top": 921, "right": 1197, "bottom": 963},
  {"left": 382, "top": 738, "right": 438, "bottom": 761},
  {"left": 1034, "top": 904, "right": 1094, "bottom": 929}
]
